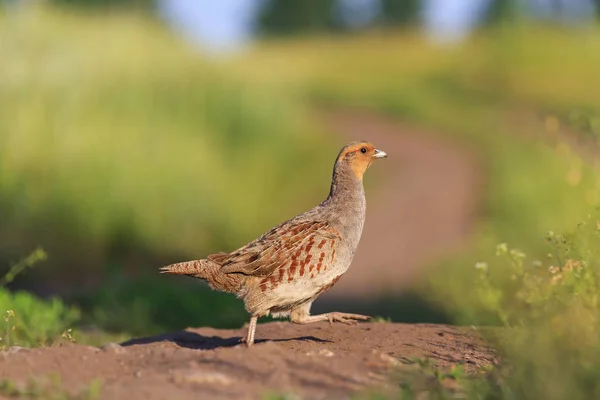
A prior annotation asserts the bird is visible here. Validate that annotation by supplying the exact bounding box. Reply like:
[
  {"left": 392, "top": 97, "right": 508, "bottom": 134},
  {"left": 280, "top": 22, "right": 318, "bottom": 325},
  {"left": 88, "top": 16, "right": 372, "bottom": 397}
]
[{"left": 160, "top": 140, "right": 387, "bottom": 346}]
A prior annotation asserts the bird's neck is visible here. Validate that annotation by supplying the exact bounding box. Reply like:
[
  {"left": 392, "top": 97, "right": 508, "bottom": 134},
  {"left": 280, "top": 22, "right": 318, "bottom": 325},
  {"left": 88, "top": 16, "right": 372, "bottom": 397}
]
[
  {"left": 325, "top": 161, "right": 366, "bottom": 249},
  {"left": 328, "top": 162, "right": 364, "bottom": 200}
]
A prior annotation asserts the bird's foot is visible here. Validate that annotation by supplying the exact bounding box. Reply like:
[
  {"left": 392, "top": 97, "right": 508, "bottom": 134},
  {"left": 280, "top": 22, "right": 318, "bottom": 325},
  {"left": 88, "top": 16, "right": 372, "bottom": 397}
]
[{"left": 327, "top": 312, "right": 371, "bottom": 327}]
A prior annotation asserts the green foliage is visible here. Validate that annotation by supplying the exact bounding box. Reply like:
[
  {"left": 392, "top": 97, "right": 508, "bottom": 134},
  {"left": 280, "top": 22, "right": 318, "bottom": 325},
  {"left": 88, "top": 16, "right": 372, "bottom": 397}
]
[
  {"left": 0, "top": 6, "right": 335, "bottom": 283},
  {"left": 258, "top": 0, "right": 338, "bottom": 36},
  {"left": 481, "top": 0, "right": 522, "bottom": 26},
  {"left": 379, "top": 0, "right": 421, "bottom": 26},
  {"left": 0, "top": 375, "right": 101, "bottom": 400},
  {"left": 50, "top": 0, "right": 154, "bottom": 10},
  {"left": 393, "top": 358, "right": 468, "bottom": 399},
  {"left": 455, "top": 216, "right": 600, "bottom": 399},
  {"left": 74, "top": 273, "right": 247, "bottom": 336},
  {"left": 0, "top": 289, "right": 80, "bottom": 347},
  {"left": 354, "top": 357, "right": 478, "bottom": 399},
  {"left": 565, "top": 109, "right": 600, "bottom": 142},
  {"left": 595, "top": 0, "right": 600, "bottom": 19},
  {"left": 257, "top": 0, "right": 422, "bottom": 36},
  {"left": 1, "top": 249, "right": 80, "bottom": 347}
]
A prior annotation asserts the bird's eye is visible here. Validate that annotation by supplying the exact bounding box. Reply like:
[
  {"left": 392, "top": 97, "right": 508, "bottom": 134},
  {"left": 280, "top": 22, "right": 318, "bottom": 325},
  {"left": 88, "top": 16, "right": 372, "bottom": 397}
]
[{"left": 360, "top": 147, "right": 367, "bottom": 154}]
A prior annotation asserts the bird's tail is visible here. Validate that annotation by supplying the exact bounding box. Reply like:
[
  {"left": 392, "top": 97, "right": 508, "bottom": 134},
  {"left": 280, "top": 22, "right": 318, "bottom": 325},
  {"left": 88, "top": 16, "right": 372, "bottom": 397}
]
[
  {"left": 159, "top": 259, "right": 212, "bottom": 278},
  {"left": 160, "top": 259, "right": 243, "bottom": 294}
]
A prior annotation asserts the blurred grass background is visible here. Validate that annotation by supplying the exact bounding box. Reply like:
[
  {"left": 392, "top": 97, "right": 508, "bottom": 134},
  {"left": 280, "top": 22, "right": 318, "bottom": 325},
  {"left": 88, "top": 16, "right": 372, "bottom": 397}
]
[
  {"left": 1, "top": 3, "right": 600, "bottom": 392},
  {"left": 4, "top": 0, "right": 600, "bottom": 397},
  {"left": 0, "top": 4, "right": 339, "bottom": 337}
]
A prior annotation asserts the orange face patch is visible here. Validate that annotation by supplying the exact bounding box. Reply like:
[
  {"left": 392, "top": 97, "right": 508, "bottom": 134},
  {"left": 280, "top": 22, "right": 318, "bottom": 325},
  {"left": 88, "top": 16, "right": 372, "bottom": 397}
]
[{"left": 337, "top": 142, "right": 378, "bottom": 180}]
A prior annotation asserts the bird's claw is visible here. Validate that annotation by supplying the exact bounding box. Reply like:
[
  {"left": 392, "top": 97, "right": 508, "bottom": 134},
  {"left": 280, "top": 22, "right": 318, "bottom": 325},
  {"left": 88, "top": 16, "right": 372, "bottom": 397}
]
[{"left": 327, "top": 312, "right": 371, "bottom": 327}]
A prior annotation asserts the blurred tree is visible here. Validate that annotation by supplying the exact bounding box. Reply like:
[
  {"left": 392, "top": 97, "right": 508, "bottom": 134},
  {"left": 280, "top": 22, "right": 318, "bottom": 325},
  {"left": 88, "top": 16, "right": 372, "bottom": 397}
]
[
  {"left": 379, "top": 0, "right": 420, "bottom": 26},
  {"left": 257, "top": 0, "right": 422, "bottom": 36},
  {"left": 592, "top": 0, "right": 600, "bottom": 18},
  {"left": 257, "top": 0, "right": 338, "bottom": 35},
  {"left": 50, "top": 0, "right": 155, "bottom": 10},
  {"left": 481, "top": 0, "right": 520, "bottom": 25},
  {"left": 482, "top": 0, "right": 598, "bottom": 25}
]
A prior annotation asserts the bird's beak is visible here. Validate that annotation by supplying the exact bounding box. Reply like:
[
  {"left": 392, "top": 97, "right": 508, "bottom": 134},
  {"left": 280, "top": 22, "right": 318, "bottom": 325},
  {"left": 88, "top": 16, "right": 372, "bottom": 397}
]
[{"left": 373, "top": 149, "right": 387, "bottom": 159}]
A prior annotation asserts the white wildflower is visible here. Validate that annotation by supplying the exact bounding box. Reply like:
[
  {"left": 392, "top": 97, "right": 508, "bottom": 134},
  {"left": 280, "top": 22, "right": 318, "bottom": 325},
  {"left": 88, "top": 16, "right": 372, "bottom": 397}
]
[{"left": 475, "top": 262, "right": 488, "bottom": 273}]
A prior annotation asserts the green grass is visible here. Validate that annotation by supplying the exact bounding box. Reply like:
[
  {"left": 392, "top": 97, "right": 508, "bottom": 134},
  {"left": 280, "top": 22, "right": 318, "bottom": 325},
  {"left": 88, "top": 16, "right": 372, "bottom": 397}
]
[
  {"left": 0, "top": 375, "right": 101, "bottom": 400},
  {"left": 0, "top": 249, "right": 82, "bottom": 348},
  {"left": 429, "top": 215, "right": 600, "bottom": 400},
  {"left": 0, "top": 290, "right": 80, "bottom": 347},
  {"left": 73, "top": 273, "right": 247, "bottom": 336},
  {"left": 0, "top": 5, "right": 337, "bottom": 284},
  {"left": 0, "top": 6, "right": 343, "bottom": 341}
]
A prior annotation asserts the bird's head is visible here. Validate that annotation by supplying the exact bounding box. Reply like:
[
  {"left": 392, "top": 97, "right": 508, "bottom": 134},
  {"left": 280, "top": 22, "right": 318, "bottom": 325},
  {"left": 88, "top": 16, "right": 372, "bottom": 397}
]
[{"left": 335, "top": 140, "right": 387, "bottom": 181}]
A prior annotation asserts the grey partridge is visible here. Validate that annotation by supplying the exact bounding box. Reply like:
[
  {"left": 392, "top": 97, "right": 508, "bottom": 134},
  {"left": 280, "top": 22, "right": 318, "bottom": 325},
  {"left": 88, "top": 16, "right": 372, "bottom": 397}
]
[{"left": 160, "top": 140, "right": 387, "bottom": 346}]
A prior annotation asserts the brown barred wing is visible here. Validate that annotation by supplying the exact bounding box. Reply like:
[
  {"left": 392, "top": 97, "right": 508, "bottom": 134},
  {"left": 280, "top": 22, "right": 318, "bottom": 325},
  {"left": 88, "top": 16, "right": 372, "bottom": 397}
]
[{"left": 214, "top": 220, "right": 341, "bottom": 277}]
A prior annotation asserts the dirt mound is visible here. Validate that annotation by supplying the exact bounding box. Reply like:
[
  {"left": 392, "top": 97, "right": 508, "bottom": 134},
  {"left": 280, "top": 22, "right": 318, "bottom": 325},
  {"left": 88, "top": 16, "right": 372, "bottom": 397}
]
[{"left": 0, "top": 322, "right": 496, "bottom": 400}]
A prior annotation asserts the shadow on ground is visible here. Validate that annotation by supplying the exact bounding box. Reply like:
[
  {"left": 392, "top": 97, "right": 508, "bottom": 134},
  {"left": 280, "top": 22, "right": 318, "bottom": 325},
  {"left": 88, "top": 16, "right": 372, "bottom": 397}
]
[{"left": 121, "top": 330, "right": 330, "bottom": 350}]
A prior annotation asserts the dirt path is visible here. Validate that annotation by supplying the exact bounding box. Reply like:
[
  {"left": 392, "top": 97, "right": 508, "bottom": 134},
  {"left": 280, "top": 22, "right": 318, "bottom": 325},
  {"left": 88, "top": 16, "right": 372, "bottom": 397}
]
[
  {"left": 0, "top": 322, "right": 496, "bottom": 400},
  {"left": 319, "top": 111, "right": 481, "bottom": 299},
  {"left": 0, "top": 112, "right": 485, "bottom": 400}
]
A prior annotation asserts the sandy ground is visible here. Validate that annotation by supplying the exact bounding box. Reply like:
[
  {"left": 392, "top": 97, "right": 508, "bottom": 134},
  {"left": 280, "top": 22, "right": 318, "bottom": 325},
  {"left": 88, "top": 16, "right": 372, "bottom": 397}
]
[
  {"left": 0, "top": 322, "right": 496, "bottom": 400},
  {"left": 0, "top": 112, "right": 485, "bottom": 399}
]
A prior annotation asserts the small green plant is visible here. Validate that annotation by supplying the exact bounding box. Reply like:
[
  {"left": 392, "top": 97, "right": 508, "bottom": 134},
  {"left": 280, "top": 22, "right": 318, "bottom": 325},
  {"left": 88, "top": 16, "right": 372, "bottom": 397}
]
[
  {"left": 1, "top": 249, "right": 80, "bottom": 348},
  {"left": 0, "top": 375, "right": 101, "bottom": 400},
  {"left": 59, "top": 329, "right": 76, "bottom": 344},
  {"left": 2, "top": 309, "right": 15, "bottom": 348},
  {"left": 0, "top": 289, "right": 81, "bottom": 348},
  {"left": 363, "top": 357, "right": 472, "bottom": 400}
]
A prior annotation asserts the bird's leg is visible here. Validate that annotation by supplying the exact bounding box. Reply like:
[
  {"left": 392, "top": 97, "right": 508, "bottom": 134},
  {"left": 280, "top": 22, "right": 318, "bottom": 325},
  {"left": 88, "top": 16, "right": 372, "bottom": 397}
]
[
  {"left": 290, "top": 304, "right": 370, "bottom": 327},
  {"left": 242, "top": 315, "right": 258, "bottom": 347}
]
